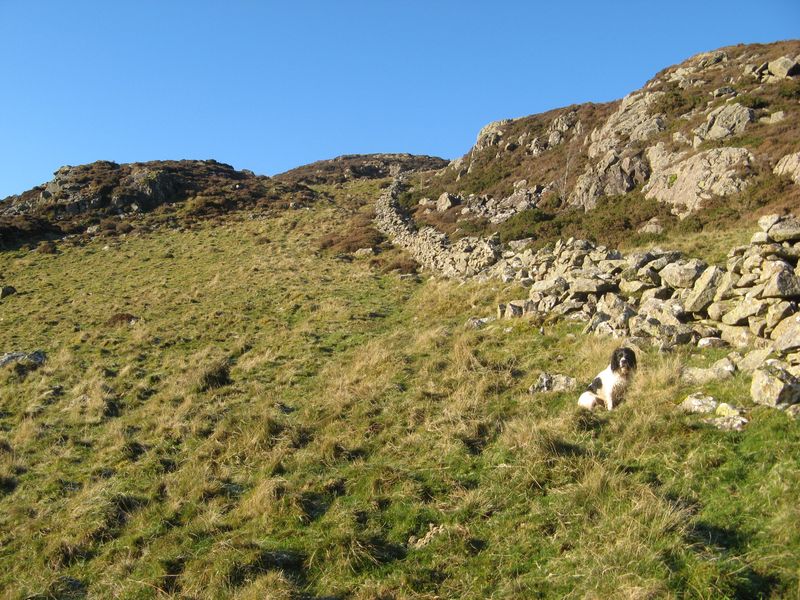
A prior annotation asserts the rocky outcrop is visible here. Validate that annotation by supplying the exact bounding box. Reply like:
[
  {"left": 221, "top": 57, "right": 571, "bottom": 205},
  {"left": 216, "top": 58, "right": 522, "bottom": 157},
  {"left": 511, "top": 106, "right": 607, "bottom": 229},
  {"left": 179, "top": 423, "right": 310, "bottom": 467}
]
[
  {"left": 692, "top": 103, "right": 754, "bottom": 146},
  {"left": 643, "top": 144, "right": 754, "bottom": 217},
  {"left": 587, "top": 91, "right": 666, "bottom": 159},
  {"left": 2, "top": 159, "right": 315, "bottom": 222},
  {"left": 746, "top": 55, "right": 800, "bottom": 82},
  {"left": 569, "top": 151, "right": 649, "bottom": 210},
  {"left": 275, "top": 153, "right": 449, "bottom": 185},
  {"left": 375, "top": 179, "right": 501, "bottom": 278}
]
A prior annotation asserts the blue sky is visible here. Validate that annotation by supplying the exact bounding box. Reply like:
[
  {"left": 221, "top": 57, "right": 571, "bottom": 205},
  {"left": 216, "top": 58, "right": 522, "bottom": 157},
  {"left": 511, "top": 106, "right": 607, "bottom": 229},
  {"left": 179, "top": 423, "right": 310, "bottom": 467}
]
[{"left": 0, "top": 1, "right": 798, "bottom": 198}]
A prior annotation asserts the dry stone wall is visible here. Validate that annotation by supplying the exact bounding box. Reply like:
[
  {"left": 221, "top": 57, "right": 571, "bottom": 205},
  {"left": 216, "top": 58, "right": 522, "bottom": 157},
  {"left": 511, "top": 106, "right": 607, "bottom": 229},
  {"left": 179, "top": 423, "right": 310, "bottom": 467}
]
[{"left": 374, "top": 179, "right": 501, "bottom": 278}]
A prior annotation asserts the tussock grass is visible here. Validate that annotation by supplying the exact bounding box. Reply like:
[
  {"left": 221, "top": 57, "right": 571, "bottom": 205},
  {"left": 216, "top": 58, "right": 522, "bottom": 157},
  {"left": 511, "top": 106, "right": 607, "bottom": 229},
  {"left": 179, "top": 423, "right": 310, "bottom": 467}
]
[{"left": 0, "top": 187, "right": 798, "bottom": 598}]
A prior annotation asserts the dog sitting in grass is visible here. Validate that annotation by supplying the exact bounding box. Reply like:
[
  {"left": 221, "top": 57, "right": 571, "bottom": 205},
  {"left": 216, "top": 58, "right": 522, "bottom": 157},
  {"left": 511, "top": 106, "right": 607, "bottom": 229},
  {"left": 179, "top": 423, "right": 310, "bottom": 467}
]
[{"left": 578, "top": 347, "right": 637, "bottom": 411}]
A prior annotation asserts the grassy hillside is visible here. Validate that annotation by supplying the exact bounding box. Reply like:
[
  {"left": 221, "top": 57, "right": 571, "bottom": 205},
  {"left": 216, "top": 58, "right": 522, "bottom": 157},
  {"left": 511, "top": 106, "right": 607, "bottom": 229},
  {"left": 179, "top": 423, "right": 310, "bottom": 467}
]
[{"left": 1, "top": 182, "right": 798, "bottom": 599}]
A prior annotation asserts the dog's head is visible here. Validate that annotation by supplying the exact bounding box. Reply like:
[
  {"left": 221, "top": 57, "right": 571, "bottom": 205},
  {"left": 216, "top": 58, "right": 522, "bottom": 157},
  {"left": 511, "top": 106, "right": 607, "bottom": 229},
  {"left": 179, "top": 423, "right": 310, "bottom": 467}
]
[{"left": 611, "top": 347, "right": 637, "bottom": 375}]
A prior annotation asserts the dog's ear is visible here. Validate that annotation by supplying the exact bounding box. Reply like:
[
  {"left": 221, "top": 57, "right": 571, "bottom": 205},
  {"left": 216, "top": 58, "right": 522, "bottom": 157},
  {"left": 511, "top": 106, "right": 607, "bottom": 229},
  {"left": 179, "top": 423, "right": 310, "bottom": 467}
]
[
  {"left": 610, "top": 348, "right": 623, "bottom": 370},
  {"left": 627, "top": 348, "right": 638, "bottom": 369}
]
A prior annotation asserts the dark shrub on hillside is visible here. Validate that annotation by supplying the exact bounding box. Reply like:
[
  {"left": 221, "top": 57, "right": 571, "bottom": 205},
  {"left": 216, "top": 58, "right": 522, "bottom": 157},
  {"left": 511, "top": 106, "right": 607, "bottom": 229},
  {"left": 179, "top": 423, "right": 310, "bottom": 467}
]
[
  {"left": 375, "top": 256, "right": 419, "bottom": 275},
  {"left": 106, "top": 313, "right": 139, "bottom": 327},
  {"left": 495, "top": 209, "right": 554, "bottom": 243},
  {"left": 318, "top": 212, "right": 385, "bottom": 253},
  {"left": 36, "top": 240, "right": 58, "bottom": 254},
  {"left": 736, "top": 94, "right": 769, "bottom": 110}
]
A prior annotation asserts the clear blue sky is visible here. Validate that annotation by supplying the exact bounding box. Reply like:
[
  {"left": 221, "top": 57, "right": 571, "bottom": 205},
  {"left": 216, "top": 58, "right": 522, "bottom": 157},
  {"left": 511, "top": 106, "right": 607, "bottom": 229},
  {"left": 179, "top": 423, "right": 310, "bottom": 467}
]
[{"left": 1, "top": 1, "right": 798, "bottom": 198}]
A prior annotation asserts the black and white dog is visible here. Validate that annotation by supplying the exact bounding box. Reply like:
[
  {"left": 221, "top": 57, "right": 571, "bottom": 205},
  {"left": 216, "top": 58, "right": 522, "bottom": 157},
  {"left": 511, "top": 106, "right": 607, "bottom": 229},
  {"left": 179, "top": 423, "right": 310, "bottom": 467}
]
[{"left": 577, "top": 347, "right": 637, "bottom": 411}]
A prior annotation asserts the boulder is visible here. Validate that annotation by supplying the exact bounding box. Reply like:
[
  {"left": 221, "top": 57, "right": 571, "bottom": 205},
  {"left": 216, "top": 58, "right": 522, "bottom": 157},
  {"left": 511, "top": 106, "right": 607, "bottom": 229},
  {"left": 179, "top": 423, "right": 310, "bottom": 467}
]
[
  {"left": 751, "top": 360, "right": 800, "bottom": 406},
  {"left": 758, "top": 213, "right": 783, "bottom": 232},
  {"left": 737, "top": 347, "right": 773, "bottom": 372},
  {"left": 767, "top": 216, "right": 800, "bottom": 242},
  {"left": 761, "top": 261, "right": 800, "bottom": 298},
  {"left": 660, "top": 259, "right": 707, "bottom": 289},
  {"left": 771, "top": 313, "right": 800, "bottom": 354},
  {"left": 529, "top": 372, "right": 577, "bottom": 394},
  {"left": 719, "top": 324, "right": 756, "bottom": 348},
  {"left": 703, "top": 415, "right": 748, "bottom": 431},
  {"left": 697, "top": 337, "right": 728, "bottom": 349},
  {"left": 681, "top": 357, "right": 736, "bottom": 385},
  {"left": 721, "top": 297, "right": 768, "bottom": 325},
  {"left": 684, "top": 266, "right": 724, "bottom": 313},
  {"left": 0, "top": 350, "right": 46, "bottom": 369},
  {"left": 436, "top": 192, "right": 460, "bottom": 212},
  {"left": 767, "top": 56, "right": 800, "bottom": 78},
  {"left": 567, "top": 276, "right": 617, "bottom": 294},
  {"left": 638, "top": 217, "right": 664, "bottom": 235},
  {"left": 679, "top": 392, "right": 718, "bottom": 414},
  {"left": 0, "top": 286, "right": 17, "bottom": 299},
  {"left": 713, "top": 271, "right": 740, "bottom": 301},
  {"left": 694, "top": 103, "right": 754, "bottom": 142},
  {"left": 774, "top": 153, "right": 800, "bottom": 185}
]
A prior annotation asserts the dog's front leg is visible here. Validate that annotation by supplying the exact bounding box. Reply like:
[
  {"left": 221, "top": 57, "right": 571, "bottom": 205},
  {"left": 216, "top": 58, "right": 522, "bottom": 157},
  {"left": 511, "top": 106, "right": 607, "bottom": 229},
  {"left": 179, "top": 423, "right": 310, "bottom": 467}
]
[{"left": 605, "top": 392, "right": 614, "bottom": 411}]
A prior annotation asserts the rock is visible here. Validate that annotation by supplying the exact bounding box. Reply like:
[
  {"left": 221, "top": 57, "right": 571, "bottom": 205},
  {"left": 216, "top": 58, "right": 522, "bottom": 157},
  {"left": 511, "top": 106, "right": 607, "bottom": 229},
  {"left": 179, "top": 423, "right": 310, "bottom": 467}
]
[
  {"left": 436, "top": 192, "right": 460, "bottom": 212},
  {"left": 638, "top": 217, "right": 664, "bottom": 235},
  {"left": 679, "top": 392, "right": 718, "bottom": 414},
  {"left": 567, "top": 275, "right": 616, "bottom": 294},
  {"left": 684, "top": 266, "right": 724, "bottom": 313},
  {"left": 529, "top": 276, "right": 568, "bottom": 295},
  {"left": 587, "top": 90, "right": 667, "bottom": 159},
  {"left": 738, "top": 347, "right": 773, "bottom": 372},
  {"left": 721, "top": 297, "right": 768, "bottom": 325},
  {"left": 719, "top": 324, "right": 756, "bottom": 348},
  {"left": 786, "top": 405, "right": 800, "bottom": 420},
  {"left": 694, "top": 103, "right": 754, "bottom": 141},
  {"left": 708, "top": 299, "right": 737, "bottom": 321},
  {"left": 767, "top": 56, "right": 800, "bottom": 78},
  {"left": 774, "top": 153, "right": 800, "bottom": 185},
  {"left": 697, "top": 337, "right": 728, "bottom": 349},
  {"left": 760, "top": 110, "right": 786, "bottom": 124},
  {"left": 681, "top": 357, "right": 736, "bottom": 385},
  {"left": 758, "top": 214, "right": 783, "bottom": 232},
  {"left": 751, "top": 231, "right": 771, "bottom": 244},
  {"left": 751, "top": 361, "right": 800, "bottom": 406},
  {"left": 0, "top": 350, "right": 46, "bottom": 369},
  {"left": 569, "top": 151, "right": 650, "bottom": 210},
  {"left": 529, "top": 372, "right": 577, "bottom": 394},
  {"left": 761, "top": 261, "right": 800, "bottom": 298},
  {"left": 713, "top": 271, "right": 740, "bottom": 301},
  {"left": 465, "top": 316, "right": 495, "bottom": 329},
  {"left": 353, "top": 247, "right": 376, "bottom": 257},
  {"left": 659, "top": 259, "right": 707, "bottom": 289},
  {"left": 0, "top": 286, "right": 17, "bottom": 299},
  {"left": 767, "top": 215, "right": 800, "bottom": 242},
  {"left": 643, "top": 145, "right": 754, "bottom": 217},
  {"left": 771, "top": 313, "right": 800, "bottom": 353},
  {"left": 704, "top": 415, "right": 748, "bottom": 431},
  {"left": 504, "top": 301, "right": 527, "bottom": 319}
]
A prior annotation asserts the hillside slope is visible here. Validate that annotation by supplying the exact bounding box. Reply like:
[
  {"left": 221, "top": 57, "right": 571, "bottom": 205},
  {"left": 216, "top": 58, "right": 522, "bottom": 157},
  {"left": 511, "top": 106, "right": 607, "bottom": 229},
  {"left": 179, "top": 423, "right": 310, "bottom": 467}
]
[
  {"left": 1, "top": 41, "right": 800, "bottom": 599},
  {"left": 1, "top": 186, "right": 799, "bottom": 599}
]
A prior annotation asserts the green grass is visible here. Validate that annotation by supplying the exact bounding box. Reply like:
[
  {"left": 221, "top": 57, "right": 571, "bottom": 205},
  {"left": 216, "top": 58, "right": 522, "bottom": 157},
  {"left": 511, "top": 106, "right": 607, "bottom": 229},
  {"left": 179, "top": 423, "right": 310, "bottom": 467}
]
[{"left": 0, "top": 194, "right": 798, "bottom": 599}]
